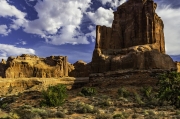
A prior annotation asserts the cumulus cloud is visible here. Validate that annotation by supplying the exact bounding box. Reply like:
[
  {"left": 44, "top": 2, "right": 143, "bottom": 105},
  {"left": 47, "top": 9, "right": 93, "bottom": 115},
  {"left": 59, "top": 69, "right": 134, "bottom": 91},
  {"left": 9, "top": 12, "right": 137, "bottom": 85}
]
[
  {"left": 0, "top": 0, "right": 27, "bottom": 31},
  {"left": 24, "top": 0, "right": 91, "bottom": 45},
  {"left": 86, "top": 7, "right": 114, "bottom": 27},
  {"left": 156, "top": 5, "right": 180, "bottom": 55},
  {"left": 98, "top": 0, "right": 127, "bottom": 8},
  {"left": 88, "top": 25, "right": 95, "bottom": 31},
  {"left": 0, "top": 44, "right": 35, "bottom": 60},
  {"left": 0, "top": 0, "right": 26, "bottom": 18},
  {"left": 86, "top": 30, "right": 96, "bottom": 42},
  {"left": 0, "top": 25, "right": 11, "bottom": 36},
  {"left": 0, "top": 0, "right": 92, "bottom": 45}
]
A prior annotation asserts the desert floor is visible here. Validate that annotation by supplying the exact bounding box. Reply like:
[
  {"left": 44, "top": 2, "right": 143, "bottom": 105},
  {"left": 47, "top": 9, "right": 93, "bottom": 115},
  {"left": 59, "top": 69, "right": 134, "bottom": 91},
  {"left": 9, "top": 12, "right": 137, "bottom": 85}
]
[{"left": 0, "top": 77, "right": 179, "bottom": 119}]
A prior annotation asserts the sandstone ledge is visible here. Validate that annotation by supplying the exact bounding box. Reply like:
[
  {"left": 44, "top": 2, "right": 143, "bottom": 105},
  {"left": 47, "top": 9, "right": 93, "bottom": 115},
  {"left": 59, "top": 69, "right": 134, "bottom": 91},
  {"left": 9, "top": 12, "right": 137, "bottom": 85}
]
[{"left": 89, "top": 70, "right": 167, "bottom": 87}]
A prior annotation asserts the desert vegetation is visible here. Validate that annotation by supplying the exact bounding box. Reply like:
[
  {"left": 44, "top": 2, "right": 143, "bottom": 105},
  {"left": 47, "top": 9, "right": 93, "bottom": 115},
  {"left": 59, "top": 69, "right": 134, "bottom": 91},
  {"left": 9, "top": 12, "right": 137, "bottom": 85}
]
[{"left": 1, "top": 72, "right": 180, "bottom": 119}]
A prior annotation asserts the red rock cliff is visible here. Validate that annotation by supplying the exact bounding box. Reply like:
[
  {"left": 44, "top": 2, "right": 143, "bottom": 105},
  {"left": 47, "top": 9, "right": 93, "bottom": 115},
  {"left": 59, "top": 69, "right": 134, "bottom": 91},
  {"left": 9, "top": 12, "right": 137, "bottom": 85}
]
[
  {"left": 91, "top": 0, "right": 176, "bottom": 73},
  {"left": 96, "top": 0, "right": 165, "bottom": 53}
]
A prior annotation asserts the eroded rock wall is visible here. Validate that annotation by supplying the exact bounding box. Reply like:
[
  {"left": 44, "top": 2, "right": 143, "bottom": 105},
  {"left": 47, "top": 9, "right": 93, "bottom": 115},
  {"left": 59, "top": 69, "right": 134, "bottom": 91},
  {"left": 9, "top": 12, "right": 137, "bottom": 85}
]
[
  {"left": 1, "top": 54, "right": 68, "bottom": 78},
  {"left": 91, "top": 0, "right": 176, "bottom": 73},
  {"left": 96, "top": 0, "right": 165, "bottom": 53},
  {"left": 69, "top": 60, "right": 91, "bottom": 77}
]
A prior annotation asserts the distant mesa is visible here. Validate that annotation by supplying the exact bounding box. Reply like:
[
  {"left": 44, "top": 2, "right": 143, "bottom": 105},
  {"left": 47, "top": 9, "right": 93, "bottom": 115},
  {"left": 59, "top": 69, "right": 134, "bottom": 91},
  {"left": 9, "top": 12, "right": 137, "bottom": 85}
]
[
  {"left": 0, "top": 54, "right": 90, "bottom": 78},
  {"left": 91, "top": 0, "right": 178, "bottom": 73},
  {"left": 0, "top": 54, "right": 68, "bottom": 78}
]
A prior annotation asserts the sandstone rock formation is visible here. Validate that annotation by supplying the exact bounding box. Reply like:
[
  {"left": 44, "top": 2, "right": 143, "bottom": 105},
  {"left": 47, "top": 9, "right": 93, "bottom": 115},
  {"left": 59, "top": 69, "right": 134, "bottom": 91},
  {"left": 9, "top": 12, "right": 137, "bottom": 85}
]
[
  {"left": 95, "top": 0, "right": 165, "bottom": 53},
  {"left": 91, "top": 0, "right": 176, "bottom": 73},
  {"left": 0, "top": 54, "right": 68, "bottom": 78},
  {"left": 176, "top": 62, "right": 180, "bottom": 72},
  {"left": 69, "top": 60, "right": 91, "bottom": 77}
]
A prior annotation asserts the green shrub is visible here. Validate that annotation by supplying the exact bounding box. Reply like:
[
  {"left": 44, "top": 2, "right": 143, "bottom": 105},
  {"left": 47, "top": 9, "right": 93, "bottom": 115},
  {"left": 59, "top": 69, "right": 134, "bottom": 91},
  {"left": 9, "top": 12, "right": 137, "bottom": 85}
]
[
  {"left": 113, "top": 112, "right": 130, "bottom": 119},
  {"left": 157, "top": 72, "right": 180, "bottom": 107},
  {"left": 141, "top": 86, "right": 152, "bottom": 99},
  {"left": 15, "top": 109, "right": 40, "bottom": 119},
  {"left": 41, "top": 84, "right": 67, "bottom": 106},
  {"left": 81, "top": 87, "right": 96, "bottom": 96},
  {"left": 76, "top": 102, "right": 98, "bottom": 114},
  {"left": 117, "top": 87, "right": 129, "bottom": 98},
  {"left": 1, "top": 103, "right": 8, "bottom": 109},
  {"left": 134, "top": 92, "right": 144, "bottom": 105},
  {"left": 99, "top": 99, "right": 114, "bottom": 107},
  {"left": 96, "top": 113, "right": 111, "bottom": 119},
  {"left": 14, "top": 105, "right": 48, "bottom": 119}
]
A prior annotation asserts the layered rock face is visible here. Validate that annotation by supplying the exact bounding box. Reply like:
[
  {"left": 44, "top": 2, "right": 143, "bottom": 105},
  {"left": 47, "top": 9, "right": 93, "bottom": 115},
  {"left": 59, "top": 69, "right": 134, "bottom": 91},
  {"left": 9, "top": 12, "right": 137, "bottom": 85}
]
[
  {"left": 96, "top": 0, "right": 165, "bottom": 53},
  {"left": 91, "top": 0, "right": 176, "bottom": 73},
  {"left": 69, "top": 60, "right": 91, "bottom": 77},
  {"left": 0, "top": 54, "right": 68, "bottom": 78}
]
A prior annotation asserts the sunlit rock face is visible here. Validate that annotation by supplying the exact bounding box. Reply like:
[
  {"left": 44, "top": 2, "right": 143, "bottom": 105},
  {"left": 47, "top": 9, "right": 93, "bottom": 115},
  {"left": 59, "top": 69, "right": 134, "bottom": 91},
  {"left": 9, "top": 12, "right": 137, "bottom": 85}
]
[
  {"left": 0, "top": 54, "right": 68, "bottom": 78},
  {"left": 176, "top": 62, "right": 180, "bottom": 72},
  {"left": 91, "top": 0, "right": 176, "bottom": 73}
]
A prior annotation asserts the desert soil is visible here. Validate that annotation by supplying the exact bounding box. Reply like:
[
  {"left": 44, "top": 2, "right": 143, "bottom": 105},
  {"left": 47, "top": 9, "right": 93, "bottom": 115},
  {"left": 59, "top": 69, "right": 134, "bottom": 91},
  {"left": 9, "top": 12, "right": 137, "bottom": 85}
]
[{"left": 0, "top": 77, "right": 180, "bottom": 119}]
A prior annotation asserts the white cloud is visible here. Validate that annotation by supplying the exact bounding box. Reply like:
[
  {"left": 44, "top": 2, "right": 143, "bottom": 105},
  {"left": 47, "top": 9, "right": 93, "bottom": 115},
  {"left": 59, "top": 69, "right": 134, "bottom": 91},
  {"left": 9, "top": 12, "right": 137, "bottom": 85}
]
[
  {"left": 0, "top": 44, "right": 35, "bottom": 60},
  {"left": 86, "top": 25, "right": 96, "bottom": 42},
  {"left": 24, "top": 0, "right": 91, "bottom": 45},
  {"left": 88, "top": 25, "right": 95, "bottom": 31},
  {"left": 0, "top": 25, "right": 11, "bottom": 36},
  {"left": 86, "top": 29, "right": 96, "bottom": 42},
  {"left": 16, "top": 40, "right": 27, "bottom": 45},
  {"left": 86, "top": 7, "right": 114, "bottom": 27},
  {"left": 21, "top": 41, "right": 27, "bottom": 45},
  {"left": 157, "top": 5, "right": 180, "bottom": 55},
  {"left": 0, "top": 0, "right": 26, "bottom": 18},
  {"left": 0, "top": 0, "right": 27, "bottom": 32},
  {"left": 46, "top": 25, "right": 89, "bottom": 45},
  {"left": 0, "top": 0, "right": 95, "bottom": 45},
  {"left": 98, "top": 0, "right": 127, "bottom": 8}
]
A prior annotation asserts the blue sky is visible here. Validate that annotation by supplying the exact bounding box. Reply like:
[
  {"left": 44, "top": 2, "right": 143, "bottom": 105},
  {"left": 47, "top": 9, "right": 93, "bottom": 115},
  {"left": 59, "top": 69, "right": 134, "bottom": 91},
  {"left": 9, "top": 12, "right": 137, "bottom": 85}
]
[{"left": 0, "top": 0, "right": 180, "bottom": 63}]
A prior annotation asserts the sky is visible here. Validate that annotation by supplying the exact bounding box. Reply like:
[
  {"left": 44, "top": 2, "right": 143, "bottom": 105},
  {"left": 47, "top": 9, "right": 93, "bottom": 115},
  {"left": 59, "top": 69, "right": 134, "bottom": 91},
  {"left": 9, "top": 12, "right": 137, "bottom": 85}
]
[{"left": 0, "top": 0, "right": 179, "bottom": 63}]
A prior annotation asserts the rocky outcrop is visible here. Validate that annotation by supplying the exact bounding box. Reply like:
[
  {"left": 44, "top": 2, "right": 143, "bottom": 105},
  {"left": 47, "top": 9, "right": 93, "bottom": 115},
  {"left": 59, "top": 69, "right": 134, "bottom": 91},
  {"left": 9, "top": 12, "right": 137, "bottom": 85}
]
[
  {"left": 0, "top": 59, "right": 6, "bottom": 78},
  {"left": 91, "top": 0, "right": 176, "bottom": 73},
  {"left": 96, "top": 0, "right": 165, "bottom": 53},
  {"left": 69, "top": 60, "right": 91, "bottom": 77},
  {"left": 0, "top": 54, "right": 68, "bottom": 78},
  {"left": 176, "top": 62, "right": 180, "bottom": 72}
]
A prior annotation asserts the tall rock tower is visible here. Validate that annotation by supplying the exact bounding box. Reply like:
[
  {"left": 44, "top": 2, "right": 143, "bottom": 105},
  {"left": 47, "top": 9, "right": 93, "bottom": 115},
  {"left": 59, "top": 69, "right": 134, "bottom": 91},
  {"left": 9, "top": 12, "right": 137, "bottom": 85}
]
[{"left": 91, "top": 0, "right": 176, "bottom": 73}]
